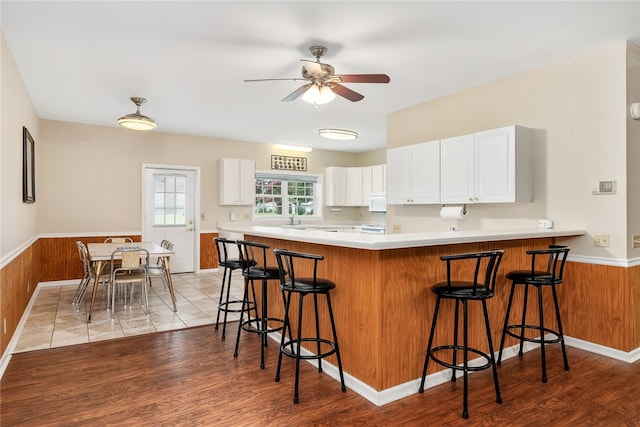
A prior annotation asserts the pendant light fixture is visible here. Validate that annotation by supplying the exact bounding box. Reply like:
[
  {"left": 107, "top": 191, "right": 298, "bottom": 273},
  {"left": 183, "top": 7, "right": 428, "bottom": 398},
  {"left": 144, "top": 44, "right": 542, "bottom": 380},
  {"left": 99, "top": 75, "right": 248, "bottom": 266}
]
[{"left": 117, "top": 97, "right": 157, "bottom": 131}]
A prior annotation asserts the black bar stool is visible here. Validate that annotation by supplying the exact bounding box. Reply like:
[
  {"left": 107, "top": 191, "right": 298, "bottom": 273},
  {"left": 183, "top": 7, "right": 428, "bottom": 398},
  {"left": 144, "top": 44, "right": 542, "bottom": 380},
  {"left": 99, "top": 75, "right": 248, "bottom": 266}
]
[
  {"left": 419, "top": 249, "right": 504, "bottom": 419},
  {"left": 497, "top": 245, "right": 570, "bottom": 383},
  {"left": 234, "top": 240, "right": 285, "bottom": 369},
  {"left": 273, "top": 249, "right": 346, "bottom": 403},
  {"left": 214, "top": 237, "right": 256, "bottom": 340}
]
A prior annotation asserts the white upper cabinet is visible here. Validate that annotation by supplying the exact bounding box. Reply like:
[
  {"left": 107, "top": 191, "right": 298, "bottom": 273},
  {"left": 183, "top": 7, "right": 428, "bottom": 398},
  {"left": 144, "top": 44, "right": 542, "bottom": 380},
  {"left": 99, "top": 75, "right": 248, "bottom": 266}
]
[
  {"left": 370, "top": 164, "right": 386, "bottom": 193},
  {"left": 440, "top": 125, "right": 533, "bottom": 204},
  {"left": 440, "top": 134, "right": 475, "bottom": 204},
  {"left": 325, "top": 167, "right": 348, "bottom": 206},
  {"left": 326, "top": 165, "right": 386, "bottom": 207},
  {"left": 387, "top": 140, "right": 440, "bottom": 205},
  {"left": 345, "top": 167, "right": 363, "bottom": 206},
  {"left": 218, "top": 158, "right": 255, "bottom": 205}
]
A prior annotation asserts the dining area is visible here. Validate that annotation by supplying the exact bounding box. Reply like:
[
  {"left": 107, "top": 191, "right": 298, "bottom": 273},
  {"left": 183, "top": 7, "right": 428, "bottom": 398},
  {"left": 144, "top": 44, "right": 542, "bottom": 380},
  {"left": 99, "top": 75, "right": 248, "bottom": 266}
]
[
  {"left": 76, "top": 238, "right": 178, "bottom": 322},
  {"left": 12, "top": 246, "right": 245, "bottom": 353}
]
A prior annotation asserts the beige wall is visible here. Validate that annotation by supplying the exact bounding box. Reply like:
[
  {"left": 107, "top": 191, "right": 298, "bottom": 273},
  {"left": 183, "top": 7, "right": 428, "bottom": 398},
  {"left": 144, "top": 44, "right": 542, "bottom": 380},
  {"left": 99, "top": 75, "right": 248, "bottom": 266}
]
[
  {"left": 37, "top": 119, "right": 370, "bottom": 236},
  {"left": 1, "top": 34, "right": 39, "bottom": 259},
  {"left": 387, "top": 40, "right": 632, "bottom": 260}
]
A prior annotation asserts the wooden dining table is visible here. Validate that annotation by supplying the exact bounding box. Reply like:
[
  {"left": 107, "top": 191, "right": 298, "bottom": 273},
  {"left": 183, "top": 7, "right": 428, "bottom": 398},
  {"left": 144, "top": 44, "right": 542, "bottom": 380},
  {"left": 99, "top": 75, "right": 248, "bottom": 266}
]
[{"left": 86, "top": 242, "right": 177, "bottom": 322}]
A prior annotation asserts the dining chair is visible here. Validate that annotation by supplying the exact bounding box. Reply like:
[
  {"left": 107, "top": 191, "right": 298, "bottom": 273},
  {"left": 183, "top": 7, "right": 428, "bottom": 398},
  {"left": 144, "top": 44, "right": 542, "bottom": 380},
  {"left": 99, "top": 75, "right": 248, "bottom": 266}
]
[
  {"left": 72, "top": 241, "right": 110, "bottom": 309},
  {"left": 109, "top": 247, "right": 150, "bottom": 320},
  {"left": 147, "top": 240, "right": 174, "bottom": 290},
  {"left": 104, "top": 237, "right": 134, "bottom": 243}
]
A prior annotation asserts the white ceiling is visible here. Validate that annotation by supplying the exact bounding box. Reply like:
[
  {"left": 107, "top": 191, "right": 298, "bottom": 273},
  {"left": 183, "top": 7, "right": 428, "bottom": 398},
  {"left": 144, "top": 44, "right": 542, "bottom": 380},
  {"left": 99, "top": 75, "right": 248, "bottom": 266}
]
[{"left": 2, "top": 1, "right": 639, "bottom": 153}]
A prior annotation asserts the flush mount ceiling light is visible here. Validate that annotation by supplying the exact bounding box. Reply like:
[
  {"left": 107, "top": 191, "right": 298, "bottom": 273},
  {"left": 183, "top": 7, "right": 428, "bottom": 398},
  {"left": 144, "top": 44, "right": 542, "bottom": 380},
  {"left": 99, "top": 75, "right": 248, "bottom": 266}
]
[
  {"left": 117, "top": 97, "right": 157, "bottom": 131},
  {"left": 319, "top": 128, "right": 358, "bottom": 140},
  {"left": 301, "top": 84, "right": 336, "bottom": 105},
  {"left": 273, "top": 143, "right": 313, "bottom": 153}
]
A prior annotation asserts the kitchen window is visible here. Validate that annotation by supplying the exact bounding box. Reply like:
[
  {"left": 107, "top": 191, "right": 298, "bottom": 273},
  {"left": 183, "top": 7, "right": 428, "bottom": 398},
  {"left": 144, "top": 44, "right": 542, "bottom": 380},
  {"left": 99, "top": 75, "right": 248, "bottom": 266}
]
[{"left": 254, "top": 172, "right": 321, "bottom": 219}]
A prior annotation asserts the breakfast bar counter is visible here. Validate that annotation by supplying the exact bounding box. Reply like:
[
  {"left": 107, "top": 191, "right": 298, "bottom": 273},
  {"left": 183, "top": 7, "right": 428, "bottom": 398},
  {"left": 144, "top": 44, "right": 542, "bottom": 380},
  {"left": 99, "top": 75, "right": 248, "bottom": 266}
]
[{"left": 219, "top": 224, "right": 584, "bottom": 405}]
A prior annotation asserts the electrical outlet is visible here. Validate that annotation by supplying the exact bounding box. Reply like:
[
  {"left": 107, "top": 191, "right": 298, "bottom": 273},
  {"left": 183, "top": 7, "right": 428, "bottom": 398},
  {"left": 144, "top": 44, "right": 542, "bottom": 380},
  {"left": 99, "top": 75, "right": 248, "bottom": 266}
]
[
  {"left": 594, "top": 234, "right": 609, "bottom": 247},
  {"left": 633, "top": 235, "right": 640, "bottom": 248},
  {"left": 393, "top": 224, "right": 402, "bottom": 233}
]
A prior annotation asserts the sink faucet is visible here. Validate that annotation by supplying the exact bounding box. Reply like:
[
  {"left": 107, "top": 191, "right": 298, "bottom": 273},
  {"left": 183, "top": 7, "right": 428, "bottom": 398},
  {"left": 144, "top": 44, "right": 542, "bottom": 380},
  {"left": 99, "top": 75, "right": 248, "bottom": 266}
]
[{"left": 289, "top": 215, "right": 301, "bottom": 225}]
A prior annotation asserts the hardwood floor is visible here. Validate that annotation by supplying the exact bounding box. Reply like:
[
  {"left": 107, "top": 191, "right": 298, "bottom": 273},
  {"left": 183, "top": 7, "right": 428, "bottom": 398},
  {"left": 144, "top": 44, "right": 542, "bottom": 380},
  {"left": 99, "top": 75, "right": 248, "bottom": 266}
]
[{"left": 2, "top": 321, "right": 640, "bottom": 426}]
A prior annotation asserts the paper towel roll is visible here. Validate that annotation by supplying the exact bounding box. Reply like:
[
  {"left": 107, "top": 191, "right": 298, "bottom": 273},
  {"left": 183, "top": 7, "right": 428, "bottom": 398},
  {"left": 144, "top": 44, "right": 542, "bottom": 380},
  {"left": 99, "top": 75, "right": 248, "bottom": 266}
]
[{"left": 440, "top": 205, "right": 467, "bottom": 220}]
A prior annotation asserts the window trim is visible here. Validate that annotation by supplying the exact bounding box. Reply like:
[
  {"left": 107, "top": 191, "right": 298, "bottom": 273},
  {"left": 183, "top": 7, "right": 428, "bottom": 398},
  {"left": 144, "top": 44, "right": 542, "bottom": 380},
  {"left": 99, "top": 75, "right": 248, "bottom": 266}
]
[{"left": 253, "top": 170, "right": 323, "bottom": 221}]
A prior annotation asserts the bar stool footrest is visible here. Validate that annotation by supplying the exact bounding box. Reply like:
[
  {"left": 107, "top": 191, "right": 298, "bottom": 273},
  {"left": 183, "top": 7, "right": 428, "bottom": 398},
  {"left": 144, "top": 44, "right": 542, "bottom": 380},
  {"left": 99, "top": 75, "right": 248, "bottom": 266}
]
[
  {"left": 218, "top": 299, "right": 255, "bottom": 314},
  {"left": 281, "top": 338, "right": 337, "bottom": 361},
  {"left": 430, "top": 344, "right": 494, "bottom": 372},
  {"left": 504, "top": 324, "right": 563, "bottom": 344},
  {"left": 240, "top": 317, "right": 285, "bottom": 335}
]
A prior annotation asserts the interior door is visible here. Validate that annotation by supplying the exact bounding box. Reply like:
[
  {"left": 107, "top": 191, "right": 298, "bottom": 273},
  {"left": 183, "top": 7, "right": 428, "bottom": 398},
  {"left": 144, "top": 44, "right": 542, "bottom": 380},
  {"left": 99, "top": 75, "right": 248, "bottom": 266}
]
[{"left": 143, "top": 165, "right": 199, "bottom": 273}]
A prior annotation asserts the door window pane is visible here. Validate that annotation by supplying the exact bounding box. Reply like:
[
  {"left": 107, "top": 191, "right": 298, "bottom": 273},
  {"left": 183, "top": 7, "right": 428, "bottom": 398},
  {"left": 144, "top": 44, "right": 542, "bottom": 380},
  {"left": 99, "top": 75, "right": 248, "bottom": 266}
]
[{"left": 154, "top": 174, "right": 187, "bottom": 225}]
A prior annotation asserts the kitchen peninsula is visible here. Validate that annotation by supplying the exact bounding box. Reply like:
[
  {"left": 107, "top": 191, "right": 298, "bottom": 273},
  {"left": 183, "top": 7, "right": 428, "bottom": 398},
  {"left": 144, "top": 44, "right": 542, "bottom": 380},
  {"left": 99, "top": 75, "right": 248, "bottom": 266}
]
[{"left": 219, "top": 224, "right": 584, "bottom": 405}]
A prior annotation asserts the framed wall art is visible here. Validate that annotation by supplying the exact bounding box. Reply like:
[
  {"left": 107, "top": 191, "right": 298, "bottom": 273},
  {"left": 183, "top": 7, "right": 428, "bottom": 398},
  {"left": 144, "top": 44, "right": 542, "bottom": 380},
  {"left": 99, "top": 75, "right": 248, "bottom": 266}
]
[
  {"left": 23, "top": 126, "right": 35, "bottom": 203},
  {"left": 271, "top": 155, "right": 307, "bottom": 171}
]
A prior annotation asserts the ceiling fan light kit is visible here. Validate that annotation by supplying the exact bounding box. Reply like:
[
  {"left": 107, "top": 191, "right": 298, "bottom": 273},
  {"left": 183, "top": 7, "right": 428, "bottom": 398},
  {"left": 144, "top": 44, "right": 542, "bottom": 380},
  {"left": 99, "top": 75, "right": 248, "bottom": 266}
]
[
  {"left": 301, "top": 84, "right": 335, "bottom": 105},
  {"left": 319, "top": 128, "right": 358, "bottom": 141},
  {"left": 118, "top": 97, "right": 157, "bottom": 131},
  {"left": 245, "top": 45, "right": 390, "bottom": 104}
]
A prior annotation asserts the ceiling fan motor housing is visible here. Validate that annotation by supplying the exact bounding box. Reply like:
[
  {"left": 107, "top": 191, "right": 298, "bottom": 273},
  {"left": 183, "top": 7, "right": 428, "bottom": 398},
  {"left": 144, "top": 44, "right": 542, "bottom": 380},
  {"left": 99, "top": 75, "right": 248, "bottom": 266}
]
[{"left": 302, "top": 63, "right": 335, "bottom": 81}]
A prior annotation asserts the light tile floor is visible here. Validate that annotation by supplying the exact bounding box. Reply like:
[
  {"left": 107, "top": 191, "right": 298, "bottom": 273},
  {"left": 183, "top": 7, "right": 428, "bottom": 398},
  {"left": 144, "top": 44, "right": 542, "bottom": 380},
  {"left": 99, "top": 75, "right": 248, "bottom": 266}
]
[{"left": 13, "top": 270, "right": 245, "bottom": 353}]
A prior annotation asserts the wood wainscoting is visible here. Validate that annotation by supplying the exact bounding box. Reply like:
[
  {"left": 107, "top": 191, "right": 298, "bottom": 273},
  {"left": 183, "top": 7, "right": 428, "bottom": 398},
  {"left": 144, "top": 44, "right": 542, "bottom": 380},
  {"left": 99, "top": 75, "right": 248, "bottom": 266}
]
[
  {"left": 200, "top": 232, "right": 218, "bottom": 269},
  {"left": 0, "top": 242, "right": 39, "bottom": 356}
]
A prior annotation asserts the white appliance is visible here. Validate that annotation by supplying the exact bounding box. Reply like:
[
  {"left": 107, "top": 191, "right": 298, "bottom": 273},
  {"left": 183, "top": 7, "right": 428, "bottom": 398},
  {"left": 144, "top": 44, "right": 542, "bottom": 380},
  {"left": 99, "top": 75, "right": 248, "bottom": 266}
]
[{"left": 369, "top": 192, "right": 387, "bottom": 212}]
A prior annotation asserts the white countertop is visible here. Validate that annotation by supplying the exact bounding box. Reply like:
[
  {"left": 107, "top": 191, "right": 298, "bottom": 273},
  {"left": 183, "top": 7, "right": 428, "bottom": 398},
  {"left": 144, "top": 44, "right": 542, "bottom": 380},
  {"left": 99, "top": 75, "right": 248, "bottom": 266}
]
[{"left": 218, "top": 224, "right": 585, "bottom": 251}]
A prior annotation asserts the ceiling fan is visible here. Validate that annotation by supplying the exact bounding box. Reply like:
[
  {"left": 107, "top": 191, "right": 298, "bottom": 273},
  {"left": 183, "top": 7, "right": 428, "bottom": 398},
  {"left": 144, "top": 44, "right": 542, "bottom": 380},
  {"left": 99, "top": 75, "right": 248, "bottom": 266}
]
[{"left": 244, "top": 45, "right": 390, "bottom": 103}]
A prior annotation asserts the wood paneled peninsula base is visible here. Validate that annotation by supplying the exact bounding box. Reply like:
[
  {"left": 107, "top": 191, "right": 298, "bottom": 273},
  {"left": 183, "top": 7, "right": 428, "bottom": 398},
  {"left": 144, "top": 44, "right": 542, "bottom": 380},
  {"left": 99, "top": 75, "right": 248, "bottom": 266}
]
[{"left": 219, "top": 225, "right": 584, "bottom": 405}]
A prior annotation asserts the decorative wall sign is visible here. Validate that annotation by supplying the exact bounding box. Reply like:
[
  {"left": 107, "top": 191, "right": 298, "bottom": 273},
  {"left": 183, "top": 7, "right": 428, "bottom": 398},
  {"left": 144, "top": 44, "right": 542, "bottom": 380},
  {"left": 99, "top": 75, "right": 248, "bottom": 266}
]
[{"left": 271, "top": 155, "right": 307, "bottom": 171}]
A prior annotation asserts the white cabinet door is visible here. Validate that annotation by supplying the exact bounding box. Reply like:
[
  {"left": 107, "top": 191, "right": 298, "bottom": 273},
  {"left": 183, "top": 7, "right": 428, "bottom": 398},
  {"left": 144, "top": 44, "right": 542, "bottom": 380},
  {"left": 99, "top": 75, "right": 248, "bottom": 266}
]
[
  {"left": 218, "top": 158, "right": 255, "bottom": 205},
  {"left": 410, "top": 140, "right": 441, "bottom": 204},
  {"left": 325, "top": 166, "right": 346, "bottom": 206},
  {"left": 387, "top": 146, "right": 412, "bottom": 204},
  {"left": 475, "top": 127, "right": 514, "bottom": 203},
  {"left": 370, "top": 164, "right": 386, "bottom": 193},
  {"left": 440, "top": 134, "right": 475, "bottom": 203},
  {"left": 387, "top": 141, "right": 440, "bottom": 204},
  {"left": 345, "top": 167, "right": 363, "bottom": 206},
  {"left": 361, "top": 166, "right": 373, "bottom": 205}
]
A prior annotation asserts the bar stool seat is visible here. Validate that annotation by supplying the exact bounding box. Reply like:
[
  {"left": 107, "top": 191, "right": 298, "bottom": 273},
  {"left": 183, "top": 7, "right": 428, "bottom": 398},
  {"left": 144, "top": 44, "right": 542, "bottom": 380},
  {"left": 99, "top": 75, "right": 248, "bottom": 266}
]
[
  {"left": 497, "top": 245, "right": 570, "bottom": 383},
  {"left": 234, "top": 240, "right": 285, "bottom": 369},
  {"left": 214, "top": 237, "right": 256, "bottom": 340},
  {"left": 419, "top": 249, "right": 504, "bottom": 419},
  {"left": 273, "top": 249, "right": 346, "bottom": 404}
]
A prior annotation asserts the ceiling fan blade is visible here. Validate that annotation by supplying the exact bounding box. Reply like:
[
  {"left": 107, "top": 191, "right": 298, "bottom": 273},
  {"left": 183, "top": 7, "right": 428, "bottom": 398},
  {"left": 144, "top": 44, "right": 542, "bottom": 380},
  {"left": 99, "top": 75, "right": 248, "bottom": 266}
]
[
  {"left": 245, "top": 78, "right": 306, "bottom": 82},
  {"left": 282, "top": 83, "right": 312, "bottom": 102},
  {"left": 335, "top": 74, "right": 390, "bottom": 84},
  {"left": 331, "top": 83, "right": 365, "bottom": 102}
]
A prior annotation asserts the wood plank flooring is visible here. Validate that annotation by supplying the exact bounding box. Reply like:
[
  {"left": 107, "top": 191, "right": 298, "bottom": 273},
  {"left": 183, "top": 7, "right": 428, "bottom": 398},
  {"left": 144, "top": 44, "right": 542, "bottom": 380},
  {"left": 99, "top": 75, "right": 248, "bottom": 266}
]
[{"left": 2, "top": 321, "right": 640, "bottom": 426}]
